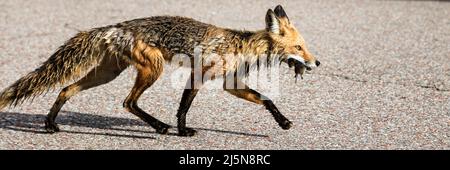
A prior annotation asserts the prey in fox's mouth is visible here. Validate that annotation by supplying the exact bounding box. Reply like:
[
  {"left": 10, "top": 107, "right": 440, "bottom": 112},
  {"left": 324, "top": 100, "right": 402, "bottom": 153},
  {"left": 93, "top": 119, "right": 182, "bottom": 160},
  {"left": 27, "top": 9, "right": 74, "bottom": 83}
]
[{"left": 285, "top": 55, "right": 320, "bottom": 82}]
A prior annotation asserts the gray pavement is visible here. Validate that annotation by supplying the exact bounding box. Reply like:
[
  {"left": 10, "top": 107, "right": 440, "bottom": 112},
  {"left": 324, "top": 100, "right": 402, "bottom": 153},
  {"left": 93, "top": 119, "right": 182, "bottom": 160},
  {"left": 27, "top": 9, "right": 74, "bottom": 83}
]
[{"left": 0, "top": 0, "right": 449, "bottom": 149}]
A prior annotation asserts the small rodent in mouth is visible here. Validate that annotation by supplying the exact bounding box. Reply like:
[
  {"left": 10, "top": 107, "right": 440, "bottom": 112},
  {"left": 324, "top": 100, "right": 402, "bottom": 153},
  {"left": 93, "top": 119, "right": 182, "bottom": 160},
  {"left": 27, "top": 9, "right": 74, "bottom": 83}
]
[
  {"left": 294, "top": 64, "right": 305, "bottom": 83},
  {"left": 286, "top": 58, "right": 306, "bottom": 83}
]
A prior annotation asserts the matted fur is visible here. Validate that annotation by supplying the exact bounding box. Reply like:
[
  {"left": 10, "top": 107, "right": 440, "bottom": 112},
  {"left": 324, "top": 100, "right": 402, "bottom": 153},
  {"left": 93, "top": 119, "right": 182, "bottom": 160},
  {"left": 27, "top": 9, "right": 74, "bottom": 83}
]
[
  {"left": 0, "top": 5, "right": 319, "bottom": 136},
  {"left": 0, "top": 15, "right": 291, "bottom": 109}
]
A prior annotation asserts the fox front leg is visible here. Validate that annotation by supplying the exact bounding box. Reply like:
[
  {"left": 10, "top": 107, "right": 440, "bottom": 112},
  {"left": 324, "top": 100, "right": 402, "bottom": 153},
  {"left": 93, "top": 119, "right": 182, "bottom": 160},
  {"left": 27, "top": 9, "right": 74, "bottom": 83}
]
[
  {"left": 224, "top": 80, "right": 292, "bottom": 130},
  {"left": 176, "top": 88, "right": 200, "bottom": 137},
  {"left": 262, "top": 99, "right": 293, "bottom": 129},
  {"left": 176, "top": 72, "right": 204, "bottom": 137}
]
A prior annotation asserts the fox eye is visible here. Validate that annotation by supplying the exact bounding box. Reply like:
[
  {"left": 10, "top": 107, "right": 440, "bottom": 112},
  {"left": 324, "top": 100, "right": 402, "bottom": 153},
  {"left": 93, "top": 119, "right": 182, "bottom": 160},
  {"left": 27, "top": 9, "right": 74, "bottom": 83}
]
[{"left": 295, "top": 45, "right": 302, "bottom": 51}]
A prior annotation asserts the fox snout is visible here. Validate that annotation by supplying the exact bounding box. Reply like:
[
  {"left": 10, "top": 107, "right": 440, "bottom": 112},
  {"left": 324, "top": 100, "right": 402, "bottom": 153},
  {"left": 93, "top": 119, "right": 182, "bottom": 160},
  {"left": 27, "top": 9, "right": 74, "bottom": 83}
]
[
  {"left": 304, "top": 53, "right": 320, "bottom": 69},
  {"left": 305, "top": 59, "right": 321, "bottom": 70},
  {"left": 315, "top": 60, "right": 321, "bottom": 67}
]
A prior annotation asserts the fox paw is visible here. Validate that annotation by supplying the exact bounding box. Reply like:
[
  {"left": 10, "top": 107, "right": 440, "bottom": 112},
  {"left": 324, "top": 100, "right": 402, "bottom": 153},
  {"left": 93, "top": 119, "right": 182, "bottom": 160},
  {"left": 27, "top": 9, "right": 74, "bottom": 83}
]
[
  {"left": 44, "top": 120, "right": 60, "bottom": 133},
  {"left": 178, "top": 128, "right": 197, "bottom": 137},
  {"left": 279, "top": 120, "right": 293, "bottom": 130},
  {"left": 155, "top": 124, "right": 170, "bottom": 134}
]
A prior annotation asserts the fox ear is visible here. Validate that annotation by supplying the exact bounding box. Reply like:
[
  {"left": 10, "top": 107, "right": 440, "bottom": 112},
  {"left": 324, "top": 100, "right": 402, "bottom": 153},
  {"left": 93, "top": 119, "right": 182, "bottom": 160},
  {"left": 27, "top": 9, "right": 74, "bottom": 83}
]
[
  {"left": 274, "top": 5, "right": 290, "bottom": 22},
  {"left": 265, "top": 9, "right": 280, "bottom": 34}
]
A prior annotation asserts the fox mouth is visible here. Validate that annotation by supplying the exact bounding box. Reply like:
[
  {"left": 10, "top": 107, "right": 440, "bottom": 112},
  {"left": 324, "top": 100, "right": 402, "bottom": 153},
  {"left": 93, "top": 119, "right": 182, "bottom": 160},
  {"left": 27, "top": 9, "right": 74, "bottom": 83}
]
[{"left": 286, "top": 57, "right": 312, "bottom": 82}]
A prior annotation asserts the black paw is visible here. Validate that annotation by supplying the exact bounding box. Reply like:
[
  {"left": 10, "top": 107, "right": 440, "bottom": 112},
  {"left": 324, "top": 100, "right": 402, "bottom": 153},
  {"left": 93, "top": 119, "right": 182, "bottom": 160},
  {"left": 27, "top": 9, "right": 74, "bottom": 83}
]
[
  {"left": 279, "top": 120, "right": 293, "bottom": 130},
  {"left": 155, "top": 124, "right": 170, "bottom": 134},
  {"left": 44, "top": 120, "right": 60, "bottom": 133},
  {"left": 178, "top": 128, "right": 197, "bottom": 137}
]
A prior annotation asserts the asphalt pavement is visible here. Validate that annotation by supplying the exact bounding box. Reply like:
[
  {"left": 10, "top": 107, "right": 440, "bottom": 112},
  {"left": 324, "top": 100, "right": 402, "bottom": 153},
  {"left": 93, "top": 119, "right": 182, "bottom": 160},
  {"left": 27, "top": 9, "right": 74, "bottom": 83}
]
[{"left": 0, "top": 0, "right": 449, "bottom": 149}]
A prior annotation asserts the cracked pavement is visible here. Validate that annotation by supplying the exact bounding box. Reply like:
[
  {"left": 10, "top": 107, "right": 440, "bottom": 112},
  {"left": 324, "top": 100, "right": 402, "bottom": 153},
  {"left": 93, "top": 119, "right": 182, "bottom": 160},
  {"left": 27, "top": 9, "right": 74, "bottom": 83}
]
[{"left": 0, "top": 0, "right": 449, "bottom": 149}]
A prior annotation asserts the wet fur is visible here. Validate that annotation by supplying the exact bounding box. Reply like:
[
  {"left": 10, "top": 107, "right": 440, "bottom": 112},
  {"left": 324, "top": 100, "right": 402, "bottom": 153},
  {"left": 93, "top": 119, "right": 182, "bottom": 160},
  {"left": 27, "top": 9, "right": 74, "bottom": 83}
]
[{"left": 0, "top": 5, "right": 315, "bottom": 136}]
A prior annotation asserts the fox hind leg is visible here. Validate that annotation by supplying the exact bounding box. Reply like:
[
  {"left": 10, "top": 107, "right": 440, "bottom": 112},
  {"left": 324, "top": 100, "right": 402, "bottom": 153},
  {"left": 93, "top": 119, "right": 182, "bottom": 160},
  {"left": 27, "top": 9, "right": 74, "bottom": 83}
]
[
  {"left": 45, "top": 56, "right": 128, "bottom": 133},
  {"left": 123, "top": 44, "right": 170, "bottom": 134},
  {"left": 123, "top": 66, "right": 170, "bottom": 134}
]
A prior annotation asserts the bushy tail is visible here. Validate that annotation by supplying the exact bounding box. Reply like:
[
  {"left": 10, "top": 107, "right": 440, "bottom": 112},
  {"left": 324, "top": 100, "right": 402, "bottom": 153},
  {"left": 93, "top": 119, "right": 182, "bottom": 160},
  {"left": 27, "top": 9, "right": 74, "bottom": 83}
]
[{"left": 0, "top": 29, "right": 113, "bottom": 109}]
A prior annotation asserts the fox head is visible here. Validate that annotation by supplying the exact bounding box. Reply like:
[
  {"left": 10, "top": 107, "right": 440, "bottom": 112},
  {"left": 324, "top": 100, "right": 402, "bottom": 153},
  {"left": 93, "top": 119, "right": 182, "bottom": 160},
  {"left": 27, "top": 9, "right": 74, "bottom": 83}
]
[{"left": 265, "top": 5, "right": 320, "bottom": 73}]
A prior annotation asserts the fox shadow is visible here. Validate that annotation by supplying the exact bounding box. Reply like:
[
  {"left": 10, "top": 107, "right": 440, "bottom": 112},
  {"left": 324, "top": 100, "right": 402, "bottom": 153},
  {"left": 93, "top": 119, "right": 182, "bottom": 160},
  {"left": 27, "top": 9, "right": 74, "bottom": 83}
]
[{"left": 0, "top": 111, "right": 268, "bottom": 139}]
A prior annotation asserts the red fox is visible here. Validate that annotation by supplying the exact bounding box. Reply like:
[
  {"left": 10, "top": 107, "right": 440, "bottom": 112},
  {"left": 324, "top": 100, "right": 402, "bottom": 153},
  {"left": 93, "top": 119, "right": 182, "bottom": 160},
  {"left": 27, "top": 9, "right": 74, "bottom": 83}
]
[{"left": 0, "top": 5, "right": 319, "bottom": 136}]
